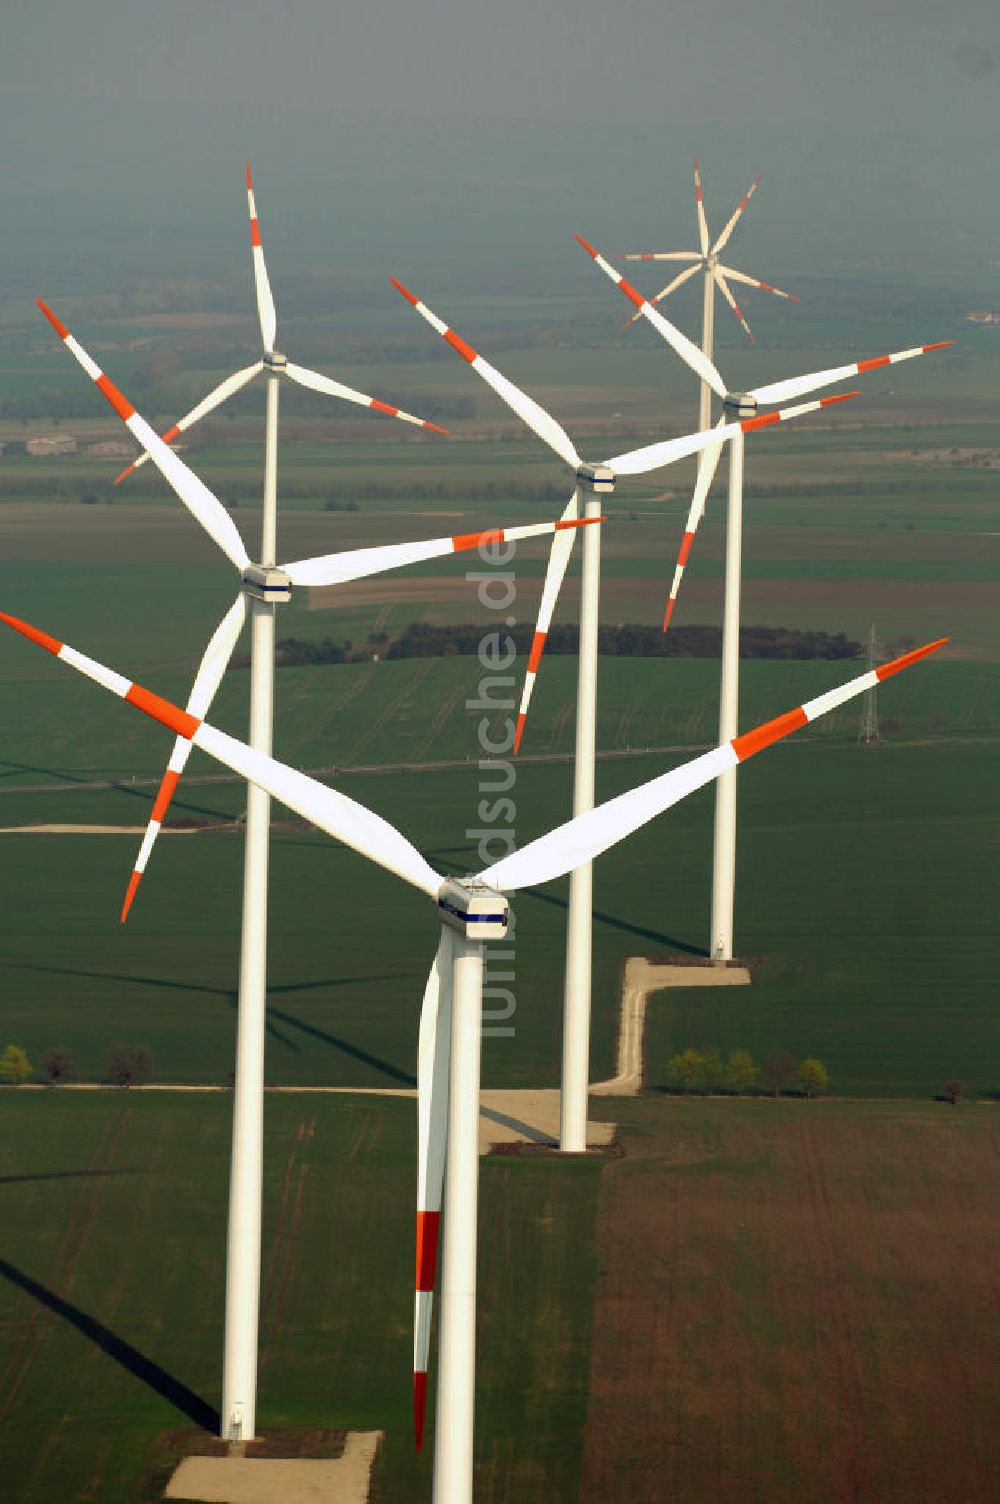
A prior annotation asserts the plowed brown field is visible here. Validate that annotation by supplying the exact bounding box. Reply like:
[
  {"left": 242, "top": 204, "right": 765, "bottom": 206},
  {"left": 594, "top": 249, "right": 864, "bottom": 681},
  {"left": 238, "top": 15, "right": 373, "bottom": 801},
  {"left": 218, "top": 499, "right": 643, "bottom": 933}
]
[{"left": 581, "top": 1099, "right": 1000, "bottom": 1504}]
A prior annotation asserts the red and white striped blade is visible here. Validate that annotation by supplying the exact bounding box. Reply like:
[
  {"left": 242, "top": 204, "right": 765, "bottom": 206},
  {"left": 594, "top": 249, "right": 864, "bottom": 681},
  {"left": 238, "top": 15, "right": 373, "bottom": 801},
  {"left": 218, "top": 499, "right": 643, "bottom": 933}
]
[
  {"left": 246, "top": 163, "right": 277, "bottom": 352},
  {"left": 717, "top": 264, "right": 799, "bottom": 302},
  {"left": 389, "top": 277, "right": 581, "bottom": 470},
  {"left": 694, "top": 159, "right": 710, "bottom": 256},
  {"left": 284, "top": 361, "right": 448, "bottom": 434},
  {"left": 114, "top": 362, "right": 264, "bottom": 484},
  {"left": 711, "top": 174, "right": 762, "bottom": 257},
  {"left": 0, "top": 612, "right": 442, "bottom": 899},
  {"left": 513, "top": 490, "right": 580, "bottom": 754},
  {"left": 662, "top": 422, "right": 726, "bottom": 633},
  {"left": 750, "top": 342, "right": 954, "bottom": 407},
  {"left": 606, "top": 389, "right": 859, "bottom": 477},
  {"left": 622, "top": 262, "right": 702, "bottom": 331},
  {"left": 414, "top": 929, "right": 453, "bottom": 1451},
  {"left": 478, "top": 638, "right": 948, "bottom": 893},
  {"left": 121, "top": 595, "right": 247, "bottom": 921},
  {"left": 284, "top": 515, "right": 599, "bottom": 590},
  {"left": 714, "top": 268, "right": 755, "bottom": 344},
  {"left": 623, "top": 251, "right": 702, "bottom": 263},
  {"left": 575, "top": 236, "right": 727, "bottom": 399},
  {"left": 37, "top": 302, "right": 250, "bottom": 572}
]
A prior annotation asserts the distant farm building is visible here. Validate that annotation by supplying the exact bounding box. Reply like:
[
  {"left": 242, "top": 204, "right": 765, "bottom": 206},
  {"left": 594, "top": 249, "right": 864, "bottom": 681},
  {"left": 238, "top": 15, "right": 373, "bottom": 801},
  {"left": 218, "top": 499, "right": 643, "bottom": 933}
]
[
  {"left": 26, "top": 434, "right": 77, "bottom": 456},
  {"left": 965, "top": 309, "right": 1000, "bottom": 324},
  {"left": 87, "top": 440, "right": 135, "bottom": 458}
]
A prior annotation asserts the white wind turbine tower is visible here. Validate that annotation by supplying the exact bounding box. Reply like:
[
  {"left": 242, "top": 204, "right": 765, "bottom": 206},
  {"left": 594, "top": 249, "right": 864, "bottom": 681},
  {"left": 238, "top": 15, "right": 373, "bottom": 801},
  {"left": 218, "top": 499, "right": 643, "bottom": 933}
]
[
  {"left": 36, "top": 300, "right": 597, "bottom": 1441},
  {"left": 0, "top": 606, "right": 946, "bottom": 1504},
  {"left": 392, "top": 275, "right": 862, "bottom": 1153},
  {"left": 577, "top": 236, "right": 952, "bottom": 962},
  {"left": 623, "top": 160, "right": 799, "bottom": 432}
]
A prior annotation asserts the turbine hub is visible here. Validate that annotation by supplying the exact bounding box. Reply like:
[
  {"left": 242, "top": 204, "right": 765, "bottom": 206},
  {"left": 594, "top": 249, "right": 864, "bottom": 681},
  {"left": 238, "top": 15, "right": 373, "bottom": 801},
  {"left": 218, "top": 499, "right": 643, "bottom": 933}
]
[
  {"left": 576, "top": 463, "right": 615, "bottom": 494},
  {"left": 723, "top": 392, "right": 758, "bottom": 420},
  {"left": 437, "top": 878, "right": 509, "bottom": 942},
  {"left": 264, "top": 349, "right": 288, "bottom": 371},
  {"left": 242, "top": 564, "right": 292, "bottom": 603}
]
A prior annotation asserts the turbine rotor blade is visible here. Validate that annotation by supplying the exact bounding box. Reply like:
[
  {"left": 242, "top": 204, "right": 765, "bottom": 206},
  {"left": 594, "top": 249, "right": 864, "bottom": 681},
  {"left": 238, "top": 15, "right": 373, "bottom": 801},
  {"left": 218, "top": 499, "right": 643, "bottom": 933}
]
[
  {"left": 693, "top": 158, "right": 710, "bottom": 256},
  {"left": 606, "top": 390, "right": 859, "bottom": 477},
  {"left": 717, "top": 264, "right": 799, "bottom": 302},
  {"left": 623, "top": 251, "right": 702, "bottom": 263},
  {"left": 714, "top": 268, "right": 755, "bottom": 344},
  {"left": 285, "top": 362, "right": 449, "bottom": 434},
  {"left": 0, "top": 612, "right": 442, "bottom": 898},
  {"left": 389, "top": 278, "right": 581, "bottom": 469},
  {"left": 284, "top": 516, "right": 599, "bottom": 590},
  {"left": 749, "top": 342, "right": 954, "bottom": 407},
  {"left": 621, "top": 262, "right": 703, "bottom": 331},
  {"left": 414, "top": 929, "right": 454, "bottom": 1451},
  {"left": 37, "top": 302, "right": 250, "bottom": 571},
  {"left": 478, "top": 639, "right": 949, "bottom": 892},
  {"left": 662, "top": 423, "right": 726, "bottom": 633},
  {"left": 575, "top": 236, "right": 727, "bottom": 398},
  {"left": 711, "top": 173, "right": 762, "bottom": 256},
  {"left": 245, "top": 162, "right": 277, "bottom": 352},
  {"left": 513, "top": 490, "right": 580, "bottom": 753},
  {"left": 114, "top": 362, "right": 264, "bottom": 483},
  {"left": 121, "top": 595, "right": 247, "bottom": 921}
]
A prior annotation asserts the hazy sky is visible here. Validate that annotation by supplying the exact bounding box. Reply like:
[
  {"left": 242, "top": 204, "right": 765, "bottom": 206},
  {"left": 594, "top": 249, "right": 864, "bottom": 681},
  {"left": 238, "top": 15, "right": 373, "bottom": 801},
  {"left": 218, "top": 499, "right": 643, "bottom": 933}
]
[{"left": 2, "top": 1, "right": 999, "bottom": 283}]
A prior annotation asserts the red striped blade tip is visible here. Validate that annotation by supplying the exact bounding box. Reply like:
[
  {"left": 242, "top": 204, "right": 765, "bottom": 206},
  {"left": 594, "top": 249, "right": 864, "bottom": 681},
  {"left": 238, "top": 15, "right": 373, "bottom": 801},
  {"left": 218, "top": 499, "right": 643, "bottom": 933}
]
[
  {"left": 389, "top": 276, "right": 419, "bottom": 307},
  {"left": 821, "top": 390, "right": 860, "bottom": 407},
  {"left": 512, "top": 712, "right": 527, "bottom": 755},
  {"left": 574, "top": 233, "right": 598, "bottom": 259},
  {"left": 245, "top": 161, "right": 254, "bottom": 189},
  {"left": 426, "top": 421, "right": 450, "bottom": 436},
  {"left": 875, "top": 637, "right": 948, "bottom": 681},
  {"left": 120, "top": 870, "right": 142, "bottom": 924},
  {"left": 0, "top": 612, "right": 63, "bottom": 656},
  {"left": 414, "top": 1372, "right": 428, "bottom": 1451},
  {"left": 37, "top": 300, "right": 69, "bottom": 340},
  {"left": 557, "top": 515, "right": 605, "bottom": 530},
  {"left": 923, "top": 341, "right": 954, "bottom": 353},
  {"left": 112, "top": 462, "right": 136, "bottom": 486}
]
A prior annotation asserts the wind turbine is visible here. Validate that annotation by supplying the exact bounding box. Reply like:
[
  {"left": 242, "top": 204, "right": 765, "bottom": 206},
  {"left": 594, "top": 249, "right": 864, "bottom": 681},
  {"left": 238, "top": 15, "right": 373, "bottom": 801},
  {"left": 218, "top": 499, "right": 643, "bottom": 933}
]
[
  {"left": 391, "top": 274, "right": 859, "bottom": 1153},
  {"left": 623, "top": 160, "right": 798, "bottom": 430},
  {"left": 576, "top": 234, "right": 953, "bottom": 961},
  {"left": 0, "top": 606, "right": 946, "bottom": 1504},
  {"left": 113, "top": 165, "right": 446, "bottom": 490},
  {"left": 35, "top": 298, "right": 599, "bottom": 1438}
]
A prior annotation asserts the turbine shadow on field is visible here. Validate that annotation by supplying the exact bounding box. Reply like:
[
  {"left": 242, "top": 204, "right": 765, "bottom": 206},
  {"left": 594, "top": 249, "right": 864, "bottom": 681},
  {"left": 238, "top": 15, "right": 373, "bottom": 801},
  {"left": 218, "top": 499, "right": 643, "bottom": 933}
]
[
  {"left": 1, "top": 961, "right": 417, "bottom": 1085},
  {"left": 429, "top": 850, "right": 708, "bottom": 957},
  {"left": 0, "top": 1254, "right": 218, "bottom": 1431},
  {"left": 0, "top": 1169, "right": 138, "bottom": 1187}
]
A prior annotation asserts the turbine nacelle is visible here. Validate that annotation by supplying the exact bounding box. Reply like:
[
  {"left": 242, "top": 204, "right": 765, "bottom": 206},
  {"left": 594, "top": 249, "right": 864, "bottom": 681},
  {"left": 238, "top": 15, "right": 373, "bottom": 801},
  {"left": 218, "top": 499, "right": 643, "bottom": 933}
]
[
  {"left": 263, "top": 349, "right": 288, "bottom": 371},
  {"left": 437, "top": 878, "right": 509, "bottom": 941},
  {"left": 577, "top": 462, "right": 616, "bottom": 494},
  {"left": 723, "top": 392, "right": 758, "bottom": 420},
  {"left": 241, "top": 564, "right": 292, "bottom": 603}
]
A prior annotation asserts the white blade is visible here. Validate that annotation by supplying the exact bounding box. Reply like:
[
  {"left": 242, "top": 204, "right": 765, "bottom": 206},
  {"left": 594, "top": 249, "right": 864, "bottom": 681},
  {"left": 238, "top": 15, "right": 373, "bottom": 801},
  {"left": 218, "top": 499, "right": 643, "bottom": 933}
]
[
  {"left": 390, "top": 278, "right": 581, "bottom": 470},
  {"left": 714, "top": 268, "right": 755, "bottom": 344},
  {"left": 116, "top": 362, "right": 264, "bottom": 482},
  {"left": 622, "top": 262, "right": 702, "bottom": 331},
  {"left": 606, "top": 390, "right": 858, "bottom": 477},
  {"left": 478, "top": 640, "right": 949, "bottom": 893},
  {"left": 37, "top": 302, "right": 250, "bottom": 572},
  {"left": 121, "top": 595, "right": 247, "bottom": 920},
  {"left": 749, "top": 342, "right": 953, "bottom": 407},
  {"left": 285, "top": 362, "right": 449, "bottom": 433},
  {"left": 717, "top": 264, "right": 799, "bottom": 302},
  {"left": 0, "top": 608, "right": 441, "bottom": 898},
  {"left": 413, "top": 928, "right": 454, "bottom": 1450},
  {"left": 662, "top": 422, "right": 727, "bottom": 632},
  {"left": 575, "top": 237, "right": 727, "bottom": 398},
  {"left": 693, "top": 159, "right": 710, "bottom": 256},
  {"left": 711, "top": 173, "right": 761, "bottom": 256},
  {"left": 623, "top": 251, "right": 702, "bottom": 264},
  {"left": 246, "top": 163, "right": 277, "bottom": 352},
  {"left": 513, "top": 490, "right": 580, "bottom": 754},
  {"left": 284, "top": 516, "right": 597, "bottom": 590}
]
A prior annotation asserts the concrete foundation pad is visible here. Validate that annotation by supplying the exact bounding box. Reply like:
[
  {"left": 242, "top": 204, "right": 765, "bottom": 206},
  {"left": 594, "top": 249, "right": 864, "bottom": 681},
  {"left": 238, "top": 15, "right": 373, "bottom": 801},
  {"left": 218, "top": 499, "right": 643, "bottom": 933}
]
[
  {"left": 478, "top": 1088, "right": 614, "bottom": 1152},
  {"left": 165, "top": 1431, "right": 381, "bottom": 1504}
]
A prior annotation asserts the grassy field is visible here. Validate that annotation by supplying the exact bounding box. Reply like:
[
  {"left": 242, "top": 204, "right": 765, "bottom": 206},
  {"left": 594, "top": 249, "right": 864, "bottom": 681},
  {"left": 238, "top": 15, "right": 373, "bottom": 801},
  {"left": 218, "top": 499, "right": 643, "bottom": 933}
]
[{"left": 1, "top": 1090, "right": 996, "bottom": 1503}]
